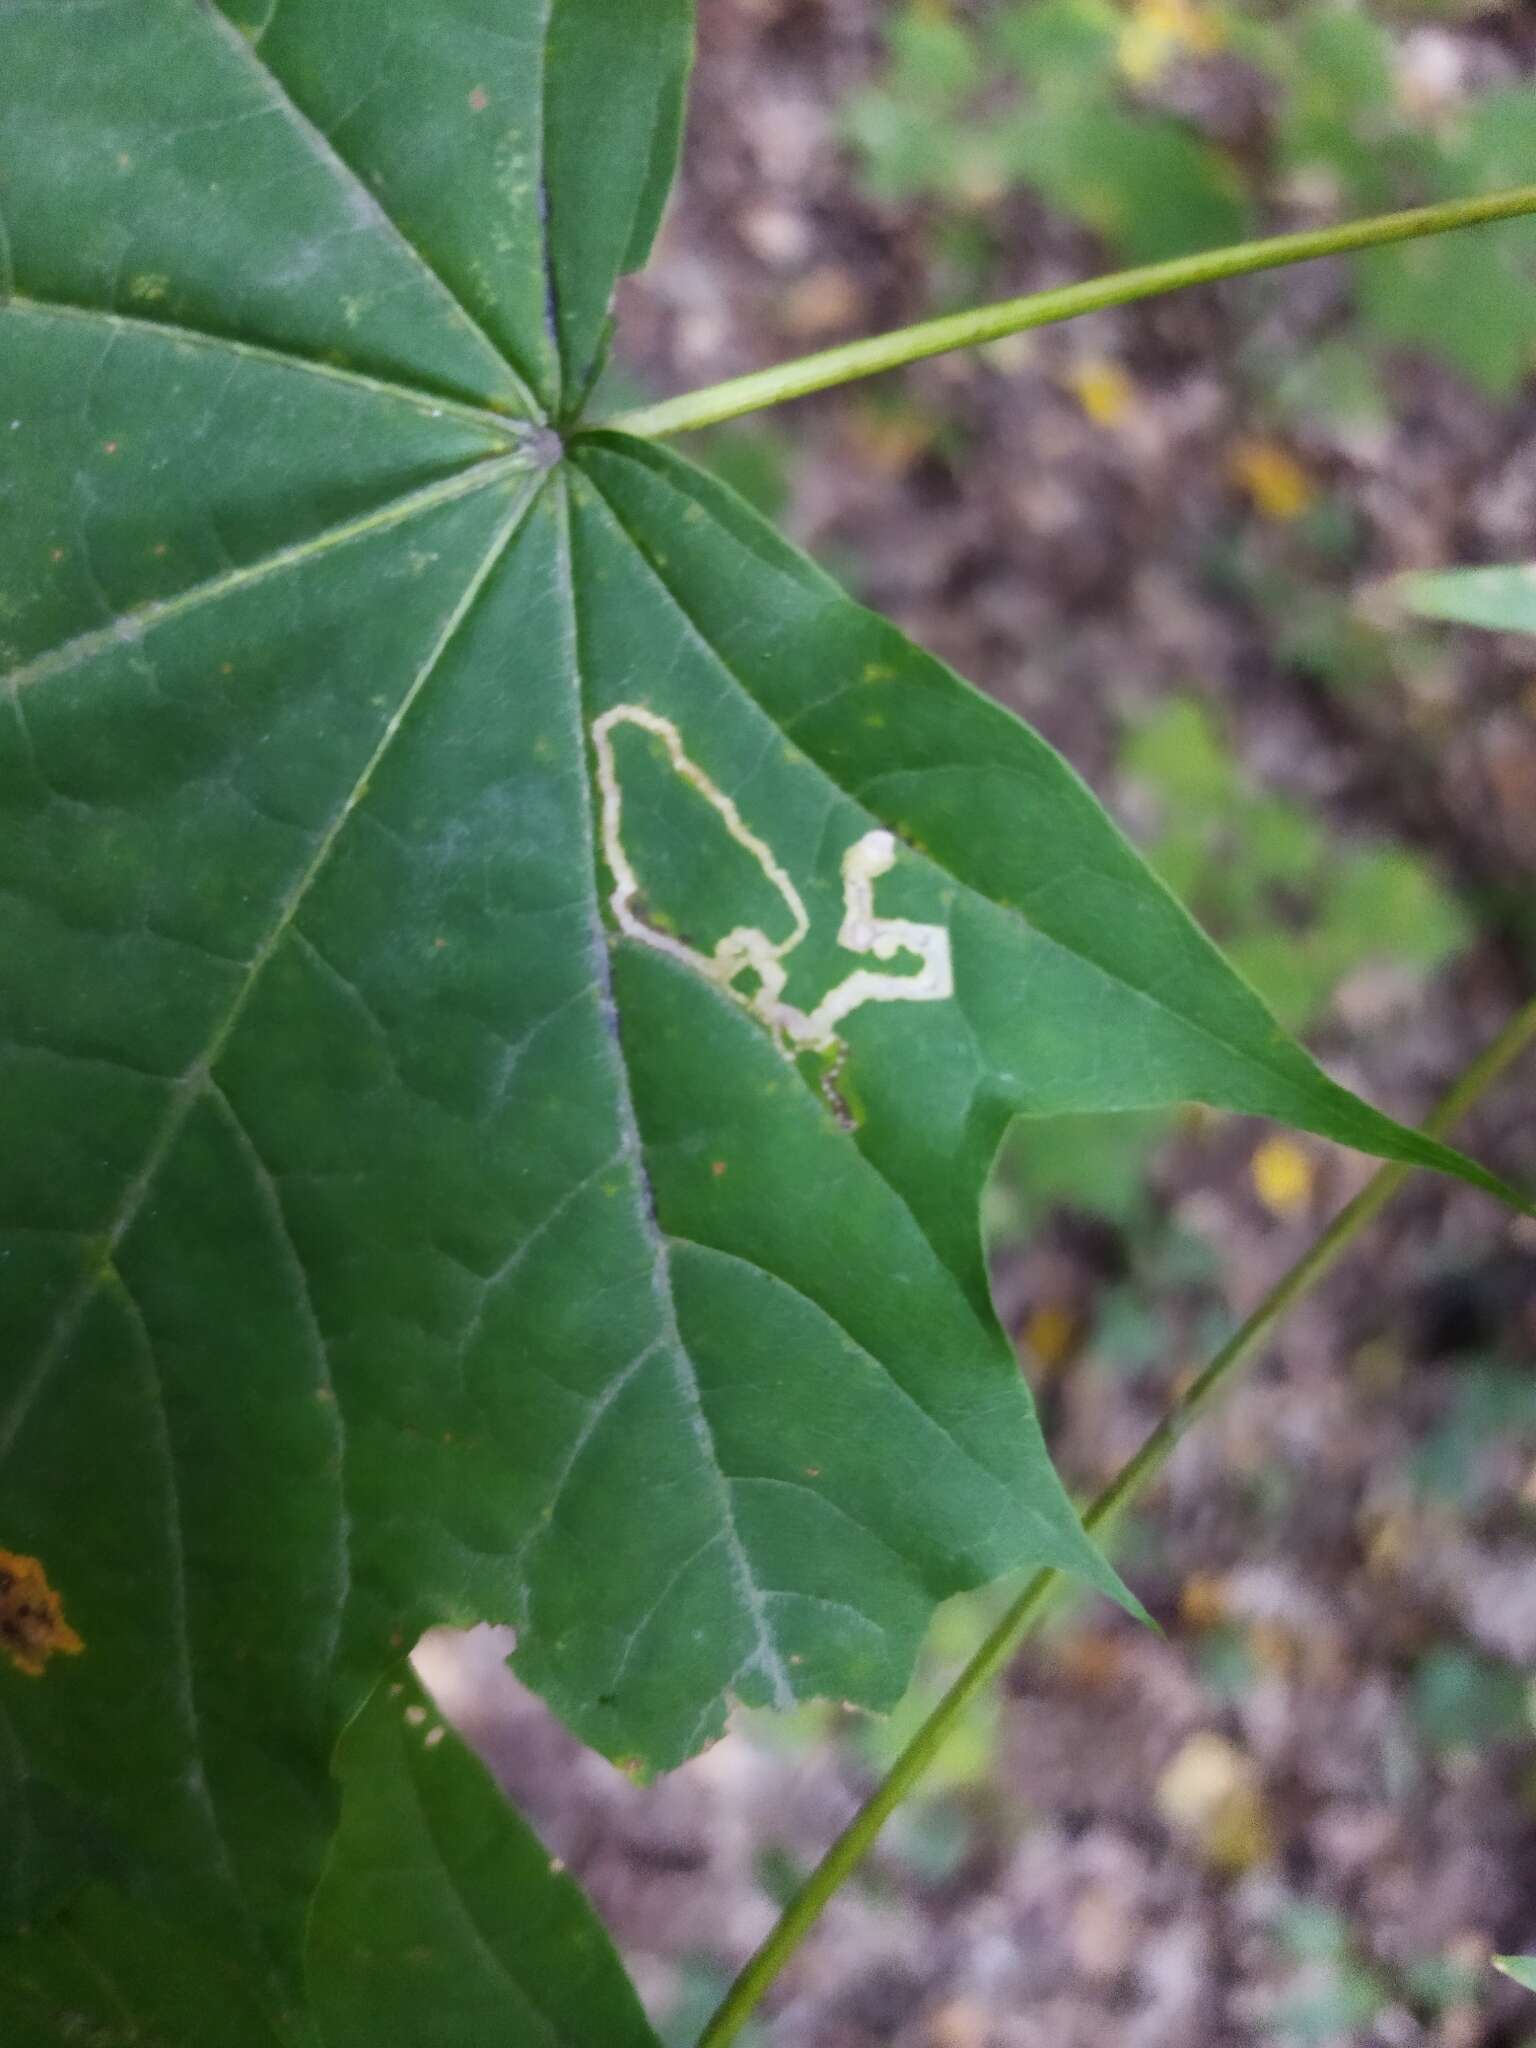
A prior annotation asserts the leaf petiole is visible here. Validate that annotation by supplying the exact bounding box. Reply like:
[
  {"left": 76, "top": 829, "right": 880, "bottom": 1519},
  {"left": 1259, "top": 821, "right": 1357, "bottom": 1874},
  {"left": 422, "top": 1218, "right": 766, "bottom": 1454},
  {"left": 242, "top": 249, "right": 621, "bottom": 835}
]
[{"left": 607, "top": 187, "right": 1536, "bottom": 440}]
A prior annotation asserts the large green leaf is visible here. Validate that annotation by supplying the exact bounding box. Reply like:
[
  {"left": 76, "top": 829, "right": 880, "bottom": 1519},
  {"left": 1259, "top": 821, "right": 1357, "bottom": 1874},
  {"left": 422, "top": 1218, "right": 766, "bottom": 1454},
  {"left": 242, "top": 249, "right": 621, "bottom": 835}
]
[
  {"left": 0, "top": 3, "right": 1519, "bottom": 2039},
  {"left": 0, "top": 1886, "right": 290, "bottom": 2048},
  {"left": 307, "top": 1669, "right": 661, "bottom": 2047}
]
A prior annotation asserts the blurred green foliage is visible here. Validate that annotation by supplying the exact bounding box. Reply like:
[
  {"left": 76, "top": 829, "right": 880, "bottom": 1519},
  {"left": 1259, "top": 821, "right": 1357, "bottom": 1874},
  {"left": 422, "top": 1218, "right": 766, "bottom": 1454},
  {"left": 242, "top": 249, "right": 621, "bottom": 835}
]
[
  {"left": 1270, "top": 1899, "right": 1492, "bottom": 2042},
  {"left": 847, "top": 0, "right": 1249, "bottom": 264},
  {"left": 1411, "top": 1360, "right": 1536, "bottom": 1502},
  {"left": 658, "top": 1967, "right": 769, "bottom": 2048},
  {"left": 848, "top": 0, "right": 1536, "bottom": 389},
  {"left": 1411, "top": 1645, "right": 1531, "bottom": 1755},
  {"left": 1397, "top": 561, "right": 1536, "bottom": 633},
  {"left": 1127, "top": 697, "right": 1468, "bottom": 1027},
  {"left": 1271, "top": 1899, "right": 1393, "bottom": 2042}
]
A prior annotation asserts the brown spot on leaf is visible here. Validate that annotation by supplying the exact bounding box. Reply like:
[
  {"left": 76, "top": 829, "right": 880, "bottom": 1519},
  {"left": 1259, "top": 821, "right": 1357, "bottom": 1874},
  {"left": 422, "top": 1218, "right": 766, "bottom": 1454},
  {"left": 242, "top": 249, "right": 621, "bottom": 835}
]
[
  {"left": 0, "top": 1550, "right": 84, "bottom": 1677},
  {"left": 468, "top": 85, "right": 489, "bottom": 112}
]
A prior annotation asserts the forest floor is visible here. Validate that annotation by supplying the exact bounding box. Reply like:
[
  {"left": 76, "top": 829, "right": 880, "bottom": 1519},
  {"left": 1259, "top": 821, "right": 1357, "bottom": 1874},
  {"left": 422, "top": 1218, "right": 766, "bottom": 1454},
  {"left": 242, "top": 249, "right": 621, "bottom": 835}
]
[{"left": 425, "top": 5, "right": 1536, "bottom": 2043}]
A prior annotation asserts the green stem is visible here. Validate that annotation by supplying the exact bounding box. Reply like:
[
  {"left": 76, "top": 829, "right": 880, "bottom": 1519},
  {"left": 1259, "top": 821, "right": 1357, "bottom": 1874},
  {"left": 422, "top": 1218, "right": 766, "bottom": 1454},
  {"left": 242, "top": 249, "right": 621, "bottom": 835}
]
[
  {"left": 698, "top": 992, "right": 1536, "bottom": 2048},
  {"left": 608, "top": 187, "right": 1536, "bottom": 440}
]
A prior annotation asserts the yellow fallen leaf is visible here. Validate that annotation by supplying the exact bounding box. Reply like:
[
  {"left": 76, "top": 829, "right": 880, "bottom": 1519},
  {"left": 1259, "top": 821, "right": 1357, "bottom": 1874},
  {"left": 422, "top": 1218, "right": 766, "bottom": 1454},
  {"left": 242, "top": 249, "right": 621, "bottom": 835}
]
[
  {"left": 1247, "top": 1617, "right": 1300, "bottom": 1675},
  {"left": 1118, "top": 0, "right": 1224, "bottom": 84},
  {"left": 1179, "top": 1570, "right": 1230, "bottom": 1630},
  {"left": 1231, "top": 438, "right": 1315, "bottom": 522},
  {"left": 1156, "top": 1731, "right": 1272, "bottom": 1871},
  {"left": 1065, "top": 358, "right": 1134, "bottom": 428},
  {"left": 1021, "top": 1299, "right": 1080, "bottom": 1373},
  {"left": 1251, "top": 1135, "right": 1315, "bottom": 1217}
]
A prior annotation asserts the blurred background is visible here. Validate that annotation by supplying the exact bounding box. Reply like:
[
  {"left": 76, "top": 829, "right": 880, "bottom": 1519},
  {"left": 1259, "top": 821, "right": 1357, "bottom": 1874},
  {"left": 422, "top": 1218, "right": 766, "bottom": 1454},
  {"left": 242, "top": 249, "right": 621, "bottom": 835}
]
[{"left": 424, "top": 3, "right": 1536, "bottom": 2041}]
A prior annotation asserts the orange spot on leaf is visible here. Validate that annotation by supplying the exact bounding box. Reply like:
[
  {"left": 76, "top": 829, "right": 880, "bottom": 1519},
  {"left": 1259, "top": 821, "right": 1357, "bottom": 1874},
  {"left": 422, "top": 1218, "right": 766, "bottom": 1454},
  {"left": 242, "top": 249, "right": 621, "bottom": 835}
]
[
  {"left": 468, "top": 85, "right": 489, "bottom": 112},
  {"left": 0, "top": 1550, "right": 84, "bottom": 1677}
]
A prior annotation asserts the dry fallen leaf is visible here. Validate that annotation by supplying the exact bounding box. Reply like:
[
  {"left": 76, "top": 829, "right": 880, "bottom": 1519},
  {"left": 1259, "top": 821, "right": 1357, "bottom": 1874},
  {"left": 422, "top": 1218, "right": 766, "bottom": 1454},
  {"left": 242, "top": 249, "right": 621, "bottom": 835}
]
[{"left": 1155, "top": 1731, "right": 1272, "bottom": 1872}]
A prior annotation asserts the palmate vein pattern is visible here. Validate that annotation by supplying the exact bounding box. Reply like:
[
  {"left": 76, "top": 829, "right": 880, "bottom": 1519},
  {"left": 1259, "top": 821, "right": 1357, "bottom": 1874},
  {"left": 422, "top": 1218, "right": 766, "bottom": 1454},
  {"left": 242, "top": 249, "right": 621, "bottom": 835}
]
[{"left": 3, "top": 5, "right": 1513, "bottom": 2031}]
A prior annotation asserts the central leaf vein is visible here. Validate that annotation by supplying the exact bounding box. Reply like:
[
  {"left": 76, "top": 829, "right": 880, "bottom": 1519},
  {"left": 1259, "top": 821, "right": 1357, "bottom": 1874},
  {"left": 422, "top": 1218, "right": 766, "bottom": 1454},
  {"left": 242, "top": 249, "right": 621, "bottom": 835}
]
[{"left": 553, "top": 471, "right": 796, "bottom": 1713}]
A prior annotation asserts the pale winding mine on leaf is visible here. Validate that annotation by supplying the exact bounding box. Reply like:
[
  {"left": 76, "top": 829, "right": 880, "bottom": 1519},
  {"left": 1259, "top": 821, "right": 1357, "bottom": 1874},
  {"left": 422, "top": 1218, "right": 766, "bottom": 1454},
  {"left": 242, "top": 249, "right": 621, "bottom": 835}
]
[{"left": 591, "top": 706, "right": 953, "bottom": 1056}]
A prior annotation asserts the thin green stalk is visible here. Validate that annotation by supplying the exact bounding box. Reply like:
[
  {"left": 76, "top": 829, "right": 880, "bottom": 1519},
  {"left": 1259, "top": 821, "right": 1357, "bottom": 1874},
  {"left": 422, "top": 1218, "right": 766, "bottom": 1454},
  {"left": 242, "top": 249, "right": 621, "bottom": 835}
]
[
  {"left": 699, "top": 993, "right": 1536, "bottom": 2048},
  {"left": 609, "top": 187, "right": 1536, "bottom": 440}
]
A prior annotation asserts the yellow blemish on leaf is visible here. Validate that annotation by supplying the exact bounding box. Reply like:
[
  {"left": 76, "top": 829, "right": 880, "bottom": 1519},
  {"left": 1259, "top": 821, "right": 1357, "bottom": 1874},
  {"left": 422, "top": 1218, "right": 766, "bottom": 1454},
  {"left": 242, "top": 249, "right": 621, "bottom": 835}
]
[
  {"left": 1250, "top": 1135, "right": 1314, "bottom": 1217},
  {"left": 1064, "top": 358, "right": 1134, "bottom": 428},
  {"left": 0, "top": 1550, "right": 84, "bottom": 1678},
  {"left": 127, "top": 273, "right": 169, "bottom": 304},
  {"left": 1230, "top": 438, "right": 1314, "bottom": 523}
]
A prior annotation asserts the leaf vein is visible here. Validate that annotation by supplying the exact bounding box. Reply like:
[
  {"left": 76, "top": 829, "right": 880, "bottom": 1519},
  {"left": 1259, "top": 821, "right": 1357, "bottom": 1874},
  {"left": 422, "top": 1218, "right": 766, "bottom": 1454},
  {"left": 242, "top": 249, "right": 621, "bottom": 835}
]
[
  {"left": 667, "top": 1235, "right": 1070, "bottom": 1566},
  {"left": 206, "top": 1078, "right": 350, "bottom": 1682},
  {"left": 0, "top": 475, "right": 541, "bottom": 1469},
  {"left": 3, "top": 451, "right": 531, "bottom": 698},
  {"left": 0, "top": 292, "right": 525, "bottom": 439},
  {"left": 201, "top": 0, "right": 542, "bottom": 418},
  {"left": 552, "top": 471, "right": 796, "bottom": 1711},
  {"left": 105, "top": 1260, "right": 277, "bottom": 1996}
]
